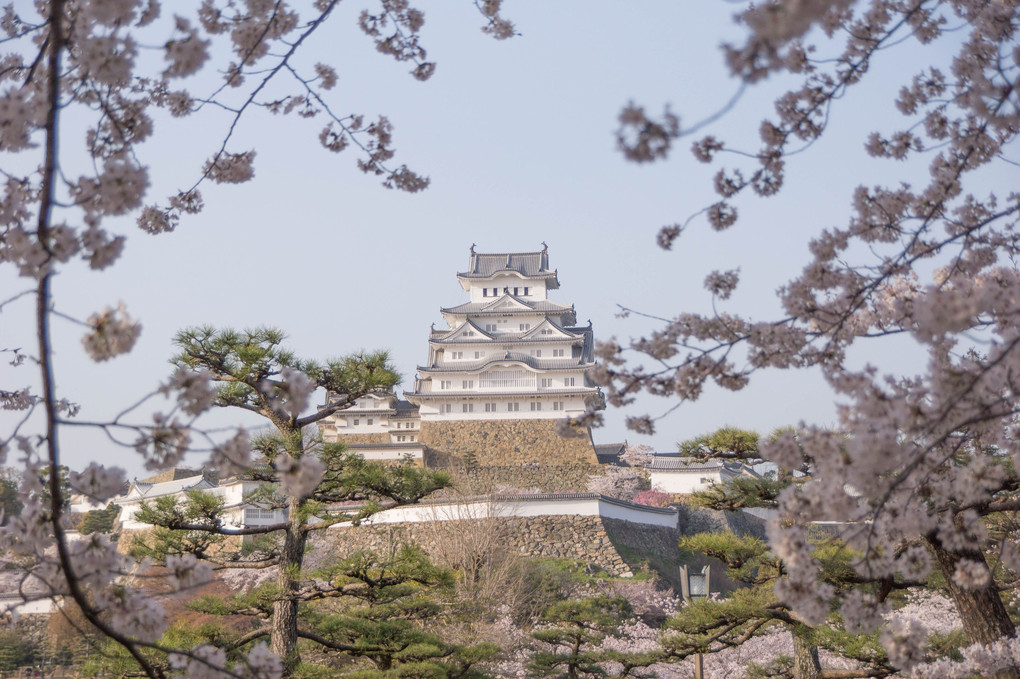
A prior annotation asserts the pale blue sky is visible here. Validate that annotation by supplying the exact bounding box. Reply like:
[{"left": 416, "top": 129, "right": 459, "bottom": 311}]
[{"left": 2, "top": 2, "right": 992, "bottom": 476}]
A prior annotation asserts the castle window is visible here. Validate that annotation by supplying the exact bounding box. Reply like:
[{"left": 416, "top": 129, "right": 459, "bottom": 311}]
[
  {"left": 462, "top": 403, "right": 474, "bottom": 413},
  {"left": 410, "top": 435, "right": 416, "bottom": 442},
  {"left": 507, "top": 402, "right": 519, "bottom": 412},
  {"left": 244, "top": 508, "right": 277, "bottom": 522},
  {"left": 531, "top": 401, "right": 542, "bottom": 411},
  {"left": 475, "top": 351, "right": 481, "bottom": 359},
  {"left": 564, "top": 377, "right": 576, "bottom": 386},
  {"left": 485, "top": 324, "right": 496, "bottom": 332},
  {"left": 444, "top": 404, "right": 452, "bottom": 413},
  {"left": 484, "top": 402, "right": 497, "bottom": 412},
  {"left": 553, "top": 401, "right": 564, "bottom": 411},
  {"left": 553, "top": 349, "right": 565, "bottom": 357},
  {"left": 540, "top": 378, "right": 552, "bottom": 388},
  {"left": 367, "top": 418, "right": 373, "bottom": 425},
  {"left": 451, "top": 351, "right": 464, "bottom": 360},
  {"left": 353, "top": 418, "right": 360, "bottom": 425},
  {"left": 524, "top": 287, "right": 529, "bottom": 296},
  {"left": 482, "top": 289, "right": 488, "bottom": 297},
  {"left": 534, "top": 349, "right": 542, "bottom": 357},
  {"left": 519, "top": 323, "right": 530, "bottom": 331},
  {"left": 462, "top": 380, "right": 474, "bottom": 389}
]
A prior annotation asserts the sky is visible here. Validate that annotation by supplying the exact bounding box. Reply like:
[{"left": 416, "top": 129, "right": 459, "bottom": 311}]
[{"left": 1, "top": 2, "right": 991, "bottom": 478}]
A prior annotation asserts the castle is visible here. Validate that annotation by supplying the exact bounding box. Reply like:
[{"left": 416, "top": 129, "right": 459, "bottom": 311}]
[{"left": 319, "top": 245, "right": 607, "bottom": 472}]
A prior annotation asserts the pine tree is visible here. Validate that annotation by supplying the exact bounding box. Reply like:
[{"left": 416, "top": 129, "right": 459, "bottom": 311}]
[
  {"left": 529, "top": 596, "right": 660, "bottom": 679},
  {"left": 136, "top": 327, "right": 459, "bottom": 674},
  {"left": 666, "top": 427, "right": 950, "bottom": 678}
]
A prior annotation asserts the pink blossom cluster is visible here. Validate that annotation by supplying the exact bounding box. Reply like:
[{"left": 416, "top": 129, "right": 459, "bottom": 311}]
[{"left": 599, "top": 0, "right": 1020, "bottom": 666}]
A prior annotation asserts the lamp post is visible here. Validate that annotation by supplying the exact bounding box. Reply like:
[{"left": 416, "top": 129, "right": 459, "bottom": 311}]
[{"left": 679, "top": 564, "right": 711, "bottom": 679}]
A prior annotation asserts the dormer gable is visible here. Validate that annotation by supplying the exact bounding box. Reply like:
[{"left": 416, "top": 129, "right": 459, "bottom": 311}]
[
  {"left": 353, "top": 391, "right": 397, "bottom": 409},
  {"left": 481, "top": 294, "right": 533, "bottom": 313},
  {"left": 520, "top": 318, "right": 580, "bottom": 341},
  {"left": 441, "top": 319, "right": 493, "bottom": 342}
]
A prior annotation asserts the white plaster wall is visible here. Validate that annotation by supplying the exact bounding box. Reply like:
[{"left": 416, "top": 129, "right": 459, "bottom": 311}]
[
  {"left": 353, "top": 446, "right": 424, "bottom": 462},
  {"left": 649, "top": 469, "right": 725, "bottom": 494},
  {"left": 348, "top": 496, "right": 677, "bottom": 529},
  {"left": 469, "top": 277, "right": 547, "bottom": 302},
  {"left": 418, "top": 394, "right": 589, "bottom": 421},
  {"left": 117, "top": 500, "right": 147, "bottom": 530},
  {"left": 337, "top": 413, "right": 392, "bottom": 433},
  {"left": 0, "top": 596, "right": 53, "bottom": 615}
]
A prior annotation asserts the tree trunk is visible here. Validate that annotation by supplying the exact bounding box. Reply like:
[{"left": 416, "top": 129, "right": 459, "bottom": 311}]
[
  {"left": 271, "top": 494, "right": 307, "bottom": 675},
  {"left": 928, "top": 537, "right": 1019, "bottom": 679},
  {"left": 792, "top": 625, "right": 822, "bottom": 679}
]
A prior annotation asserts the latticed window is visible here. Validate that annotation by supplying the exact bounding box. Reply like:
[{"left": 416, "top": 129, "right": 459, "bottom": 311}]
[
  {"left": 481, "top": 370, "right": 535, "bottom": 389},
  {"left": 244, "top": 507, "right": 277, "bottom": 523}
]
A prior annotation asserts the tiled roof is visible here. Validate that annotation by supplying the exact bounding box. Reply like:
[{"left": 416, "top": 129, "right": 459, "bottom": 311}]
[
  {"left": 419, "top": 352, "right": 594, "bottom": 373},
  {"left": 440, "top": 297, "right": 574, "bottom": 316},
  {"left": 431, "top": 318, "right": 585, "bottom": 344},
  {"left": 122, "top": 474, "right": 212, "bottom": 500},
  {"left": 406, "top": 386, "right": 600, "bottom": 399},
  {"left": 646, "top": 457, "right": 727, "bottom": 471},
  {"left": 140, "top": 467, "right": 203, "bottom": 483},
  {"left": 457, "top": 247, "right": 559, "bottom": 288},
  {"left": 594, "top": 443, "right": 626, "bottom": 462}
]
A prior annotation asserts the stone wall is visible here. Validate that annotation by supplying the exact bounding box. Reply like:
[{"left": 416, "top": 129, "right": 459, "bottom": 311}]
[
  {"left": 439, "top": 464, "right": 599, "bottom": 495},
  {"left": 420, "top": 419, "right": 598, "bottom": 467},
  {"left": 677, "top": 506, "right": 766, "bottom": 539},
  {"left": 322, "top": 514, "right": 635, "bottom": 577},
  {"left": 335, "top": 433, "right": 391, "bottom": 445}
]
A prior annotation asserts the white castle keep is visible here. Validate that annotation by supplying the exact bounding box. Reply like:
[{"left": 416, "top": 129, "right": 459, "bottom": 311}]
[
  {"left": 319, "top": 245, "right": 606, "bottom": 466},
  {"left": 406, "top": 244, "right": 604, "bottom": 420}
]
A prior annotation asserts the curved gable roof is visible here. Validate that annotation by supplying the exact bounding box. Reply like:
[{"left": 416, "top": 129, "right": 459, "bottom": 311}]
[{"left": 457, "top": 247, "right": 560, "bottom": 289}]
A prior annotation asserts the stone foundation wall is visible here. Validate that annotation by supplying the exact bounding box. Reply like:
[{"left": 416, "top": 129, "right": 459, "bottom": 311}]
[
  {"left": 439, "top": 464, "right": 599, "bottom": 495},
  {"left": 335, "top": 433, "right": 391, "bottom": 445},
  {"left": 322, "top": 514, "right": 634, "bottom": 577},
  {"left": 420, "top": 419, "right": 598, "bottom": 467},
  {"left": 677, "top": 506, "right": 766, "bottom": 539}
]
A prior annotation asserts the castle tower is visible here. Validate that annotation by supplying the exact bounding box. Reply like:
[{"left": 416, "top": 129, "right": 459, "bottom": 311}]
[
  {"left": 405, "top": 245, "right": 604, "bottom": 420},
  {"left": 407, "top": 245, "right": 604, "bottom": 467}
]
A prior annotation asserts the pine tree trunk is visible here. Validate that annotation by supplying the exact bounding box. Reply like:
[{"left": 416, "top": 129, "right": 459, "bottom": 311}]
[
  {"left": 792, "top": 625, "right": 822, "bottom": 679},
  {"left": 927, "top": 537, "right": 1019, "bottom": 679},
  {"left": 271, "top": 494, "right": 307, "bottom": 675}
]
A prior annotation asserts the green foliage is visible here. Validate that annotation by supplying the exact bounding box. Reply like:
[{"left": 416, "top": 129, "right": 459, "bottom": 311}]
[
  {"left": 130, "top": 490, "right": 228, "bottom": 559},
  {"left": 299, "top": 546, "right": 499, "bottom": 677},
  {"left": 35, "top": 464, "right": 70, "bottom": 515},
  {"left": 529, "top": 596, "right": 656, "bottom": 678},
  {"left": 677, "top": 427, "right": 760, "bottom": 460},
  {"left": 681, "top": 533, "right": 774, "bottom": 583},
  {"left": 0, "top": 629, "right": 35, "bottom": 672},
  {"left": 153, "top": 326, "right": 456, "bottom": 673},
  {"left": 669, "top": 530, "right": 901, "bottom": 677},
  {"left": 0, "top": 469, "right": 23, "bottom": 525},
  {"left": 81, "top": 620, "right": 229, "bottom": 678},
  {"left": 173, "top": 327, "right": 400, "bottom": 424},
  {"left": 689, "top": 475, "right": 787, "bottom": 511},
  {"left": 79, "top": 503, "right": 120, "bottom": 535}
]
